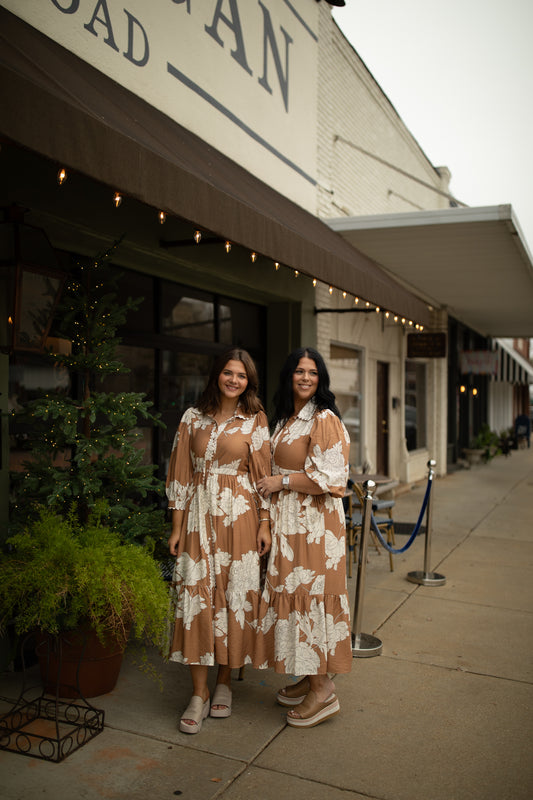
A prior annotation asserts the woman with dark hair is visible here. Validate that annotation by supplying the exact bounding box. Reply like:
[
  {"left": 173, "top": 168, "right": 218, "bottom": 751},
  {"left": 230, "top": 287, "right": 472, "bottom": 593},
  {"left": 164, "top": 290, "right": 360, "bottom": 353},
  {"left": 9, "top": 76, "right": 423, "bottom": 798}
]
[
  {"left": 255, "top": 347, "right": 351, "bottom": 728},
  {"left": 166, "top": 348, "right": 271, "bottom": 734}
]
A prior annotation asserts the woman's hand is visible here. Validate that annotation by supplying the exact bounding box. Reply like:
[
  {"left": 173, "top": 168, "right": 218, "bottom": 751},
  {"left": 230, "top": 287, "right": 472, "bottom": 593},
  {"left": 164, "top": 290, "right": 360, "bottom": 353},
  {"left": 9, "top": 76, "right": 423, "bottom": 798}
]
[
  {"left": 168, "top": 510, "right": 183, "bottom": 556},
  {"left": 257, "top": 522, "right": 271, "bottom": 556},
  {"left": 257, "top": 475, "right": 282, "bottom": 498}
]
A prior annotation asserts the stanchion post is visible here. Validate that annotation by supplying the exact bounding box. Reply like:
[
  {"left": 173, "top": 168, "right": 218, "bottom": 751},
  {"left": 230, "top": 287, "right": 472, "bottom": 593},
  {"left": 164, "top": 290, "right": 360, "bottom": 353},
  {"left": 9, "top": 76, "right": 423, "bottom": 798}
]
[
  {"left": 407, "top": 459, "right": 446, "bottom": 587},
  {"left": 351, "top": 479, "right": 383, "bottom": 657}
]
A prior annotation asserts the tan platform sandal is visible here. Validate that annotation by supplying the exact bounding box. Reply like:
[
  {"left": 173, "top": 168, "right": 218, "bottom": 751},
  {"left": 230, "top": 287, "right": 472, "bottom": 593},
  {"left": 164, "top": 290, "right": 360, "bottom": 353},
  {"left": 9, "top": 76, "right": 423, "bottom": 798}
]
[
  {"left": 276, "top": 676, "right": 310, "bottom": 707},
  {"left": 179, "top": 695, "right": 210, "bottom": 734},
  {"left": 286, "top": 691, "right": 340, "bottom": 728},
  {"left": 210, "top": 683, "right": 232, "bottom": 718}
]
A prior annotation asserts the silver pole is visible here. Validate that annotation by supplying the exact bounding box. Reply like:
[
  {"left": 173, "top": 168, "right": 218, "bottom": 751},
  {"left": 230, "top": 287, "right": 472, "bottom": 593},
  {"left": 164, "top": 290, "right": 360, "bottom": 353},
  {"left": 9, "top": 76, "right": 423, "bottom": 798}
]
[
  {"left": 351, "top": 479, "right": 383, "bottom": 657},
  {"left": 407, "top": 459, "right": 446, "bottom": 586}
]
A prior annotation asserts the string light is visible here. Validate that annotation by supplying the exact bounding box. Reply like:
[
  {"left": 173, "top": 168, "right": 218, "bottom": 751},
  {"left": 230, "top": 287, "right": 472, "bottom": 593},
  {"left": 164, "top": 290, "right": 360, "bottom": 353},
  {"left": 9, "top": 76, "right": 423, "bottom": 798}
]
[
  {"left": 329, "top": 286, "right": 333, "bottom": 294},
  {"left": 460, "top": 385, "right": 466, "bottom": 393},
  {"left": 394, "top": 315, "right": 398, "bottom": 322},
  {"left": 342, "top": 291, "right": 347, "bottom": 298},
  {"left": 375, "top": 306, "right": 380, "bottom": 313},
  {"left": 274, "top": 262, "right": 280, "bottom": 270},
  {"left": 408, "top": 320, "right": 413, "bottom": 326},
  {"left": 385, "top": 311, "right": 390, "bottom": 319},
  {"left": 313, "top": 278, "right": 317, "bottom": 287},
  {"left": 354, "top": 297, "right": 359, "bottom": 304},
  {"left": 194, "top": 230, "right": 202, "bottom": 244},
  {"left": 113, "top": 192, "right": 122, "bottom": 208},
  {"left": 420, "top": 325, "right": 424, "bottom": 331},
  {"left": 225, "top": 241, "right": 232, "bottom": 253},
  {"left": 158, "top": 211, "right": 166, "bottom": 224},
  {"left": 294, "top": 270, "right": 299, "bottom": 277},
  {"left": 57, "top": 167, "right": 67, "bottom": 185},
  {"left": 401, "top": 317, "right": 406, "bottom": 324},
  {"left": 365, "top": 301, "right": 370, "bottom": 307},
  {"left": 250, "top": 252, "right": 257, "bottom": 262},
  {"left": 472, "top": 387, "right": 478, "bottom": 396}
]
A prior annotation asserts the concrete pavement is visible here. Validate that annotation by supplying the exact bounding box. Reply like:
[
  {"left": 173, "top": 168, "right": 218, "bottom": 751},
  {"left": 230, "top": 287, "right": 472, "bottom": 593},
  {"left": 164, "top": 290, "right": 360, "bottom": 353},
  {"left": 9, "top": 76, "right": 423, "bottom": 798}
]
[{"left": 1, "top": 447, "right": 533, "bottom": 800}]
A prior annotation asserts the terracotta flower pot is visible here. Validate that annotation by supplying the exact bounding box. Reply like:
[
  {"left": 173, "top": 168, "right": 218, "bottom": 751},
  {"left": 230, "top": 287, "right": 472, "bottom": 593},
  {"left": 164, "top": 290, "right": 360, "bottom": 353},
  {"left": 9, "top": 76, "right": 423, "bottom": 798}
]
[{"left": 35, "top": 627, "right": 126, "bottom": 699}]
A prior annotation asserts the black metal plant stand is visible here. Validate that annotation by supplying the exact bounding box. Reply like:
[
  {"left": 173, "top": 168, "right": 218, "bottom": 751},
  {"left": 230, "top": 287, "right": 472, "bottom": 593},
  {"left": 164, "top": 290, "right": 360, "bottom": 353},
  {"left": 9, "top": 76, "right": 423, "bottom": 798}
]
[{"left": 0, "top": 632, "right": 105, "bottom": 763}]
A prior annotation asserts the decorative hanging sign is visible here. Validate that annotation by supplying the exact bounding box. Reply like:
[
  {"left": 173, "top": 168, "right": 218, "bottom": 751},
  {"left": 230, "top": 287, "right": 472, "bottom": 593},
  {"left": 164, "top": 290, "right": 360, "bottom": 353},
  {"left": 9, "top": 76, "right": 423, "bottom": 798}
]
[
  {"left": 459, "top": 350, "right": 498, "bottom": 375},
  {"left": 407, "top": 332, "right": 446, "bottom": 358}
]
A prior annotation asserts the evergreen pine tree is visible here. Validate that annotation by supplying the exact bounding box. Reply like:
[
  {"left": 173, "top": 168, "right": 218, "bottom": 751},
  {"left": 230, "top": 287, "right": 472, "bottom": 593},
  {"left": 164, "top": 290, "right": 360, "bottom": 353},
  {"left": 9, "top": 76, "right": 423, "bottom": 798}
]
[{"left": 11, "top": 241, "right": 166, "bottom": 551}]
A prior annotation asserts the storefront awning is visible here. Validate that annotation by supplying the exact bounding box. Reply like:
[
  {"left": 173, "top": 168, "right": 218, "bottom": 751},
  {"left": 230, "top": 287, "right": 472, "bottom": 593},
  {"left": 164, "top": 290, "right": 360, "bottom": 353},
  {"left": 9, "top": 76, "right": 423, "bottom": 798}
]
[
  {"left": 327, "top": 206, "right": 533, "bottom": 337},
  {"left": 0, "top": 8, "right": 431, "bottom": 328}
]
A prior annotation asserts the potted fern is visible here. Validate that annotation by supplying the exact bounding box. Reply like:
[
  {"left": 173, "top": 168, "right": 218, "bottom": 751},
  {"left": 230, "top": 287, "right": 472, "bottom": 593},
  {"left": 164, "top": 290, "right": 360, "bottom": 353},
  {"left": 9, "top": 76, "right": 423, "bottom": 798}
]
[{"left": 0, "top": 505, "right": 169, "bottom": 697}]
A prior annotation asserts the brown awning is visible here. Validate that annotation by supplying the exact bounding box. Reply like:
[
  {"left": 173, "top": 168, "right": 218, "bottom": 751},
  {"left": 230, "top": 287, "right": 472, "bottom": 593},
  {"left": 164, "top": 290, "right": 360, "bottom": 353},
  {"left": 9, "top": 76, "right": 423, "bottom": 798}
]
[{"left": 0, "top": 7, "right": 430, "bottom": 326}]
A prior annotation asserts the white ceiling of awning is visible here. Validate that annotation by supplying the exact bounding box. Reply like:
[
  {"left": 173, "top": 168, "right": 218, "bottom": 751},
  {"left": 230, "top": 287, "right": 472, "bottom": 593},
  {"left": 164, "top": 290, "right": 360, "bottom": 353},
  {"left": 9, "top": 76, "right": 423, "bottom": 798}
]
[{"left": 327, "top": 205, "right": 533, "bottom": 337}]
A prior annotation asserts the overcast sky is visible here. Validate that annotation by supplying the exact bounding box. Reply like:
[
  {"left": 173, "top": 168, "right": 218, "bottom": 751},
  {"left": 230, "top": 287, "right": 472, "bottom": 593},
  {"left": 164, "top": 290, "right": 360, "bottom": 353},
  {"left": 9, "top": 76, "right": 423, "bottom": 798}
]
[{"left": 331, "top": 0, "right": 533, "bottom": 252}]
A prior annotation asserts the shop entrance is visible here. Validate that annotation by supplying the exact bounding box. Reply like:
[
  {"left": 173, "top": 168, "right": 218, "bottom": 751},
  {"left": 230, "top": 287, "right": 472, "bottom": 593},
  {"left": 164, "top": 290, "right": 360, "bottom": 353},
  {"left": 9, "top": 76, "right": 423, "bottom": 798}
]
[{"left": 376, "top": 361, "right": 389, "bottom": 475}]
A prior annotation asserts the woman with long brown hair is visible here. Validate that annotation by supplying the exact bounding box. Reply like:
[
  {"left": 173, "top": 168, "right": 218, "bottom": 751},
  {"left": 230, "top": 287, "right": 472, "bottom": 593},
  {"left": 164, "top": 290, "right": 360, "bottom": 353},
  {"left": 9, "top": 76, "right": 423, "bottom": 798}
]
[{"left": 166, "top": 348, "right": 271, "bottom": 734}]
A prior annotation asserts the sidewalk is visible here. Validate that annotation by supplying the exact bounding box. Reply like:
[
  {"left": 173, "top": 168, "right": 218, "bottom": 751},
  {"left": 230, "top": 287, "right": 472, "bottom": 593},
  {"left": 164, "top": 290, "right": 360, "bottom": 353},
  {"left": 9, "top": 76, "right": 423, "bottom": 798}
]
[{"left": 1, "top": 448, "right": 533, "bottom": 800}]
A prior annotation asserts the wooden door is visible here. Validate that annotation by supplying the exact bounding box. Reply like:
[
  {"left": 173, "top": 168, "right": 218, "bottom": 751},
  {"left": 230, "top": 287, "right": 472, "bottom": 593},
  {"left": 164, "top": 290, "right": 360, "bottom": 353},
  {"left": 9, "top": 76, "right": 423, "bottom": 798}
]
[{"left": 376, "top": 361, "right": 389, "bottom": 475}]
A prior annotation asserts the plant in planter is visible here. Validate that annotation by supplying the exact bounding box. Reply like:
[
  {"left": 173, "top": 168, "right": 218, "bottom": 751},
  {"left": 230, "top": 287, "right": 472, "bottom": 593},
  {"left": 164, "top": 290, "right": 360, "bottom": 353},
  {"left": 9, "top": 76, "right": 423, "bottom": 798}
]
[
  {"left": 0, "top": 505, "right": 169, "bottom": 697},
  {"left": 5, "top": 242, "right": 170, "bottom": 695},
  {"left": 464, "top": 424, "right": 501, "bottom": 465}
]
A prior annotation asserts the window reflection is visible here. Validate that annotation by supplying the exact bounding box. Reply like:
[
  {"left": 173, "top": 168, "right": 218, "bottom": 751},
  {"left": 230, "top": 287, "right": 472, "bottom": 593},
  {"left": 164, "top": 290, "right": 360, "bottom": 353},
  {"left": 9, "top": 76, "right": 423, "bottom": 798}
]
[
  {"left": 161, "top": 288, "right": 214, "bottom": 341},
  {"left": 329, "top": 344, "right": 362, "bottom": 467},
  {"left": 405, "top": 360, "right": 427, "bottom": 451}
]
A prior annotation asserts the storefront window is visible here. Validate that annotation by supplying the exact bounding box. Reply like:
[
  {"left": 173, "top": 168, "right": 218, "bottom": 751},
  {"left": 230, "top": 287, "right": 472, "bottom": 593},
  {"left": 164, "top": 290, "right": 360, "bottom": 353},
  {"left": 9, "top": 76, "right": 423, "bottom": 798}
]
[
  {"left": 160, "top": 351, "right": 212, "bottom": 472},
  {"left": 161, "top": 285, "right": 215, "bottom": 341},
  {"left": 329, "top": 344, "right": 362, "bottom": 468},
  {"left": 405, "top": 360, "right": 427, "bottom": 451}
]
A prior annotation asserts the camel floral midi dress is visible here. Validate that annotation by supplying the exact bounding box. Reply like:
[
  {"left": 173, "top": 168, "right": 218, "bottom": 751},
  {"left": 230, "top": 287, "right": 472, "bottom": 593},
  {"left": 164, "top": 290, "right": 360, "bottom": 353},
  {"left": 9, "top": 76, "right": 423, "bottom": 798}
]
[
  {"left": 166, "top": 406, "right": 271, "bottom": 668},
  {"left": 254, "top": 400, "right": 352, "bottom": 675}
]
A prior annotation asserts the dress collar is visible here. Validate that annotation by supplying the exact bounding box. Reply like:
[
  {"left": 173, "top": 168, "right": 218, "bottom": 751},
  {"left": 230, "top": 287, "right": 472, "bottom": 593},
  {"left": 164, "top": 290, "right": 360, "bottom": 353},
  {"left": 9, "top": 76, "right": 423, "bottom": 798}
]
[{"left": 294, "top": 399, "right": 317, "bottom": 421}]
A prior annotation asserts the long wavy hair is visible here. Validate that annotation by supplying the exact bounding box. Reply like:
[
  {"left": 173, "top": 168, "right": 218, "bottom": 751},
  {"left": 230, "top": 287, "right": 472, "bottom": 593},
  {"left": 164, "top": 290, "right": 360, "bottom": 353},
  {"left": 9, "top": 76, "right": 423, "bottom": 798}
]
[
  {"left": 271, "top": 347, "right": 341, "bottom": 428},
  {"left": 196, "top": 348, "right": 264, "bottom": 416}
]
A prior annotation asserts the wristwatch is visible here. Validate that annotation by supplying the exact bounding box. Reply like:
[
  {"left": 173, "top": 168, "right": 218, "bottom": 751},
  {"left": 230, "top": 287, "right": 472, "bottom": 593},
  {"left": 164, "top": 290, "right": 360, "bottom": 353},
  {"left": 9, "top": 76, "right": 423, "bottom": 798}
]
[{"left": 282, "top": 475, "right": 290, "bottom": 489}]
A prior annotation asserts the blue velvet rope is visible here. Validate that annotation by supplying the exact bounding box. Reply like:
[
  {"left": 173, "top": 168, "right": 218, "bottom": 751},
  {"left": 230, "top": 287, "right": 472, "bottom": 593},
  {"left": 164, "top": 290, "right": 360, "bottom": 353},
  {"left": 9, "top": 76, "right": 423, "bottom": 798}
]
[{"left": 368, "top": 475, "right": 433, "bottom": 554}]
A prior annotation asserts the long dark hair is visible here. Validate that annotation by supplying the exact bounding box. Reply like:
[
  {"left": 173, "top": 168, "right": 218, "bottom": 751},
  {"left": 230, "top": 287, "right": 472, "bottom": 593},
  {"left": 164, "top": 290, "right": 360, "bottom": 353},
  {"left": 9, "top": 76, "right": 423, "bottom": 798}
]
[
  {"left": 271, "top": 347, "right": 341, "bottom": 428},
  {"left": 197, "top": 348, "right": 264, "bottom": 416}
]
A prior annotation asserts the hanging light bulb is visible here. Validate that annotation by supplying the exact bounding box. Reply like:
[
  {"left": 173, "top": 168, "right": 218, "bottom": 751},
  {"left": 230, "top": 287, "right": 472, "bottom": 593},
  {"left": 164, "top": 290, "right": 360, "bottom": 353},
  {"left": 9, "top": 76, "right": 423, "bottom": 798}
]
[
  {"left": 385, "top": 311, "right": 390, "bottom": 319},
  {"left": 420, "top": 325, "right": 424, "bottom": 331},
  {"left": 294, "top": 270, "right": 299, "bottom": 277},
  {"left": 274, "top": 262, "right": 280, "bottom": 270},
  {"left": 472, "top": 387, "right": 478, "bottom": 396},
  {"left": 375, "top": 306, "right": 380, "bottom": 313},
  {"left": 393, "top": 315, "right": 398, "bottom": 322},
  {"left": 401, "top": 317, "right": 406, "bottom": 324},
  {"left": 312, "top": 278, "right": 317, "bottom": 287},
  {"left": 57, "top": 167, "right": 67, "bottom": 185},
  {"left": 113, "top": 191, "right": 122, "bottom": 208},
  {"left": 354, "top": 297, "right": 359, "bottom": 304},
  {"left": 194, "top": 230, "right": 202, "bottom": 244},
  {"left": 342, "top": 291, "right": 347, "bottom": 299},
  {"left": 408, "top": 320, "right": 413, "bottom": 326},
  {"left": 250, "top": 251, "right": 257, "bottom": 262},
  {"left": 158, "top": 211, "right": 166, "bottom": 224},
  {"left": 329, "top": 286, "right": 333, "bottom": 294},
  {"left": 460, "top": 385, "right": 466, "bottom": 394},
  {"left": 365, "top": 301, "right": 370, "bottom": 307},
  {"left": 225, "top": 240, "right": 232, "bottom": 253}
]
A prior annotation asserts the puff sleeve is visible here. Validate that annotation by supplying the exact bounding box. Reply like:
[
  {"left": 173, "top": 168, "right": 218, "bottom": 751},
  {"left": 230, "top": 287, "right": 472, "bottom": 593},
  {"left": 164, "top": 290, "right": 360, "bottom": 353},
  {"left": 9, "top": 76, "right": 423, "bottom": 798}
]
[
  {"left": 165, "top": 407, "right": 194, "bottom": 511},
  {"left": 304, "top": 409, "right": 350, "bottom": 498}
]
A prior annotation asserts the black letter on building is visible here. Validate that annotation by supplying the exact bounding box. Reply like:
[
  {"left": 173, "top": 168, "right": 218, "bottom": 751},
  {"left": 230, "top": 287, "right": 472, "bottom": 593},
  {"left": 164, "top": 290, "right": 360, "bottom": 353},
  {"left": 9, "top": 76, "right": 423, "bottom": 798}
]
[
  {"left": 50, "top": 0, "right": 80, "bottom": 11},
  {"left": 123, "top": 10, "right": 149, "bottom": 67},
  {"left": 257, "top": 1, "right": 292, "bottom": 112},
  {"left": 83, "top": 0, "right": 119, "bottom": 52},
  {"left": 205, "top": 0, "right": 252, "bottom": 76}
]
